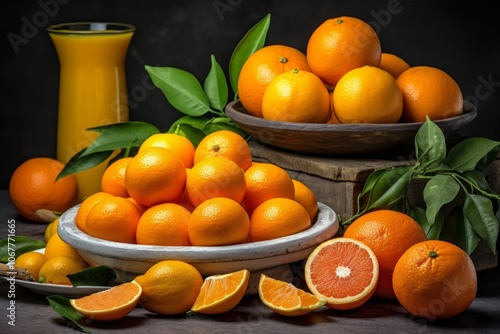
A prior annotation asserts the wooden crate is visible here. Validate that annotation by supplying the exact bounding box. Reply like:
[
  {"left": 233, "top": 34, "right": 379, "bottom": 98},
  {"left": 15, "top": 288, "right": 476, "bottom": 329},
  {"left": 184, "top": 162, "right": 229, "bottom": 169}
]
[{"left": 249, "top": 139, "right": 499, "bottom": 271}]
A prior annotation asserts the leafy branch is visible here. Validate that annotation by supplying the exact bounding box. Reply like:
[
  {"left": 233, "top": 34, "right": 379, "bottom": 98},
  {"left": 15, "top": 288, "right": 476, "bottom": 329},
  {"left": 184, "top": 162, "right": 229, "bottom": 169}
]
[
  {"left": 144, "top": 13, "right": 270, "bottom": 142},
  {"left": 343, "top": 117, "right": 500, "bottom": 256},
  {"left": 57, "top": 14, "right": 271, "bottom": 180}
]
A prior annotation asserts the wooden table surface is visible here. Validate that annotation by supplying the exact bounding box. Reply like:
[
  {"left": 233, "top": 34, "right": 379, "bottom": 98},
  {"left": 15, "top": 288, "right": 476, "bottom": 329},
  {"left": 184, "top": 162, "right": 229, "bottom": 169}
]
[{"left": 0, "top": 189, "right": 499, "bottom": 333}]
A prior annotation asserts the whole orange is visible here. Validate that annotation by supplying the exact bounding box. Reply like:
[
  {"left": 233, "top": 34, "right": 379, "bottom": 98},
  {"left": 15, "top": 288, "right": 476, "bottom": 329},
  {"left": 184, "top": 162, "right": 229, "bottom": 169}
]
[
  {"left": 292, "top": 179, "right": 318, "bottom": 222},
  {"left": 9, "top": 157, "right": 79, "bottom": 222},
  {"left": 85, "top": 195, "right": 142, "bottom": 244},
  {"left": 75, "top": 191, "right": 111, "bottom": 233},
  {"left": 237, "top": 44, "right": 311, "bottom": 118},
  {"left": 343, "top": 209, "right": 428, "bottom": 299},
  {"left": 125, "top": 147, "right": 187, "bottom": 207},
  {"left": 136, "top": 203, "right": 191, "bottom": 246},
  {"left": 193, "top": 130, "right": 252, "bottom": 171},
  {"left": 396, "top": 66, "right": 463, "bottom": 122},
  {"left": 332, "top": 65, "right": 403, "bottom": 124},
  {"left": 100, "top": 157, "right": 133, "bottom": 198},
  {"left": 188, "top": 197, "right": 250, "bottom": 246},
  {"left": 379, "top": 53, "right": 410, "bottom": 78},
  {"left": 186, "top": 156, "right": 246, "bottom": 207},
  {"left": 249, "top": 198, "right": 311, "bottom": 242},
  {"left": 307, "top": 16, "right": 382, "bottom": 87},
  {"left": 139, "top": 132, "right": 195, "bottom": 168},
  {"left": 393, "top": 240, "right": 477, "bottom": 319},
  {"left": 242, "top": 163, "right": 295, "bottom": 212},
  {"left": 261, "top": 69, "right": 330, "bottom": 123}
]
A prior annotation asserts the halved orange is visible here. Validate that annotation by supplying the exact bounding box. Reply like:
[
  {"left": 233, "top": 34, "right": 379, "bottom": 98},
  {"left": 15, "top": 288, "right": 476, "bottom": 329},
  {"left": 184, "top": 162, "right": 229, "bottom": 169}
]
[
  {"left": 304, "top": 237, "right": 379, "bottom": 310},
  {"left": 70, "top": 280, "right": 142, "bottom": 321},
  {"left": 191, "top": 269, "right": 250, "bottom": 314},
  {"left": 258, "top": 274, "right": 326, "bottom": 316}
]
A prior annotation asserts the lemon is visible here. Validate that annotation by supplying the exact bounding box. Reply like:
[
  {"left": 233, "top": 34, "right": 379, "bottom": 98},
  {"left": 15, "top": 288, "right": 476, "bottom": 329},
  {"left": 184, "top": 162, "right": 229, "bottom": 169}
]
[
  {"left": 135, "top": 260, "right": 203, "bottom": 315},
  {"left": 44, "top": 233, "right": 85, "bottom": 261},
  {"left": 38, "top": 256, "right": 88, "bottom": 285},
  {"left": 14, "top": 251, "right": 48, "bottom": 281}
]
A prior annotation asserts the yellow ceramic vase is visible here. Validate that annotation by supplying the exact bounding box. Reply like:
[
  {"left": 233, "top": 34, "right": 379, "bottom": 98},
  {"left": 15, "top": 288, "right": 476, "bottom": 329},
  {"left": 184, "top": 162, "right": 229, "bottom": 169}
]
[{"left": 47, "top": 22, "right": 135, "bottom": 200}]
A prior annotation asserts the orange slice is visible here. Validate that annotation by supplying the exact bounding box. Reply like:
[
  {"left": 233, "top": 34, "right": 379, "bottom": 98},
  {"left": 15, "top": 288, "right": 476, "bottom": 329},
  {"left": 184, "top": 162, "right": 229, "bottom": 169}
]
[
  {"left": 191, "top": 269, "right": 250, "bottom": 314},
  {"left": 305, "top": 237, "right": 379, "bottom": 310},
  {"left": 258, "top": 274, "right": 326, "bottom": 316},
  {"left": 70, "top": 280, "right": 142, "bottom": 321}
]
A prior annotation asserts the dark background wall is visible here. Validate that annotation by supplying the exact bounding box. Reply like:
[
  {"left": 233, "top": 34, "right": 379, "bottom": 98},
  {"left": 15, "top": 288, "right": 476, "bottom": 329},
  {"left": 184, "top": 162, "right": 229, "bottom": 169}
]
[{"left": 1, "top": 0, "right": 499, "bottom": 188}]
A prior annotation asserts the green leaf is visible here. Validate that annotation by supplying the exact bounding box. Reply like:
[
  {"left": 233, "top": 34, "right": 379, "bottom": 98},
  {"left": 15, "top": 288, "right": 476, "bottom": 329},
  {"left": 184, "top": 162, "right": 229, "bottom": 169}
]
[
  {"left": 204, "top": 55, "right": 228, "bottom": 111},
  {"left": 426, "top": 211, "right": 445, "bottom": 240},
  {"left": 145, "top": 65, "right": 211, "bottom": 116},
  {"left": 83, "top": 121, "right": 160, "bottom": 156},
  {"left": 228, "top": 13, "right": 271, "bottom": 95},
  {"left": 204, "top": 117, "right": 249, "bottom": 138},
  {"left": 447, "top": 137, "right": 500, "bottom": 172},
  {"left": 348, "top": 169, "right": 388, "bottom": 220},
  {"left": 408, "top": 205, "right": 431, "bottom": 234},
  {"left": 476, "top": 148, "right": 500, "bottom": 172},
  {"left": 358, "top": 169, "right": 387, "bottom": 198},
  {"left": 169, "top": 115, "right": 211, "bottom": 132},
  {"left": 441, "top": 206, "right": 481, "bottom": 254},
  {"left": 57, "top": 149, "right": 113, "bottom": 180},
  {"left": 415, "top": 117, "right": 446, "bottom": 170},
  {"left": 423, "top": 174, "right": 460, "bottom": 225},
  {"left": 47, "top": 295, "right": 91, "bottom": 333},
  {"left": 462, "top": 214, "right": 483, "bottom": 254},
  {"left": 364, "top": 167, "right": 413, "bottom": 211},
  {"left": 462, "top": 170, "right": 495, "bottom": 194},
  {"left": 0, "top": 236, "right": 46, "bottom": 262},
  {"left": 168, "top": 116, "right": 210, "bottom": 147},
  {"left": 463, "top": 194, "right": 499, "bottom": 254},
  {"left": 67, "top": 266, "right": 116, "bottom": 287},
  {"left": 110, "top": 147, "right": 140, "bottom": 164}
]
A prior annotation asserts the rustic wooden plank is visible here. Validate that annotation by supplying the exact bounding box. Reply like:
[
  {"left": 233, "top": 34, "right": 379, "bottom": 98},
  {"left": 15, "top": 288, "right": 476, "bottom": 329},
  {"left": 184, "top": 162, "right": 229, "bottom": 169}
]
[{"left": 250, "top": 139, "right": 414, "bottom": 182}]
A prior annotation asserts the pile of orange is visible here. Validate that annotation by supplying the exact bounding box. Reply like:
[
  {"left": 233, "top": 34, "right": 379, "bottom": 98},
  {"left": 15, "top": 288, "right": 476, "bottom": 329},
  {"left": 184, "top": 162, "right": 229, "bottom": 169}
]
[
  {"left": 296, "top": 209, "right": 477, "bottom": 320},
  {"left": 76, "top": 130, "right": 319, "bottom": 246},
  {"left": 238, "top": 15, "right": 464, "bottom": 125}
]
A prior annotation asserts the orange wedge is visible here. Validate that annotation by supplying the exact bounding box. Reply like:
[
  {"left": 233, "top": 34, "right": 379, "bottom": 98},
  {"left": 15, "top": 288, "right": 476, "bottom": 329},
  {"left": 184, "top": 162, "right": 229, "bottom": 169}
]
[
  {"left": 258, "top": 274, "right": 326, "bottom": 316},
  {"left": 70, "top": 280, "right": 142, "bottom": 321},
  {"left": 304, "top": 237, "right": 379, "bottom": 310},
  {"left": 191, "top": 269, "right": 250, "bottom": 314}
]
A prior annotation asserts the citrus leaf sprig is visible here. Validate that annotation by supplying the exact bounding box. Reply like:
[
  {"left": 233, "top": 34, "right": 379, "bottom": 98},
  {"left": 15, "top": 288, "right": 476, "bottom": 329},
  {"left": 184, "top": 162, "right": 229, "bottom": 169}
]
[
  {"left": 57, "top": 14, "right": 271, "bottom": 179},
  {"left": 144, "top": 13, "right": 271, "bottom": 142},
  {"left": 343, "top": 118, "right": 500, "bottom": 256},
  {"left": 57, "top": 121, "right": 160, "bottom": 179}
]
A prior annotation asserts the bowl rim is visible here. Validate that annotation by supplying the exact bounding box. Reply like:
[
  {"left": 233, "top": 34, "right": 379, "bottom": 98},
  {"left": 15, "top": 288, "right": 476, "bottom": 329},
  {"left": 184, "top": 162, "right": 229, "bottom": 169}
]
[
  {"left": 225, "top": 99, "right": 477, "bottom": 133},
  {"left": 58, "top": 202, "right": 339, "bottom": 262}
]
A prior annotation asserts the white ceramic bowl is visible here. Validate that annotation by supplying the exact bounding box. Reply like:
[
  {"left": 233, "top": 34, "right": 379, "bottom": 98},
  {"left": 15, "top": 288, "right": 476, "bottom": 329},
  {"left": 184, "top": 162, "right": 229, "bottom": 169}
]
[{"left": 58, "top": 202, "right": 339, "bottom": 284}]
